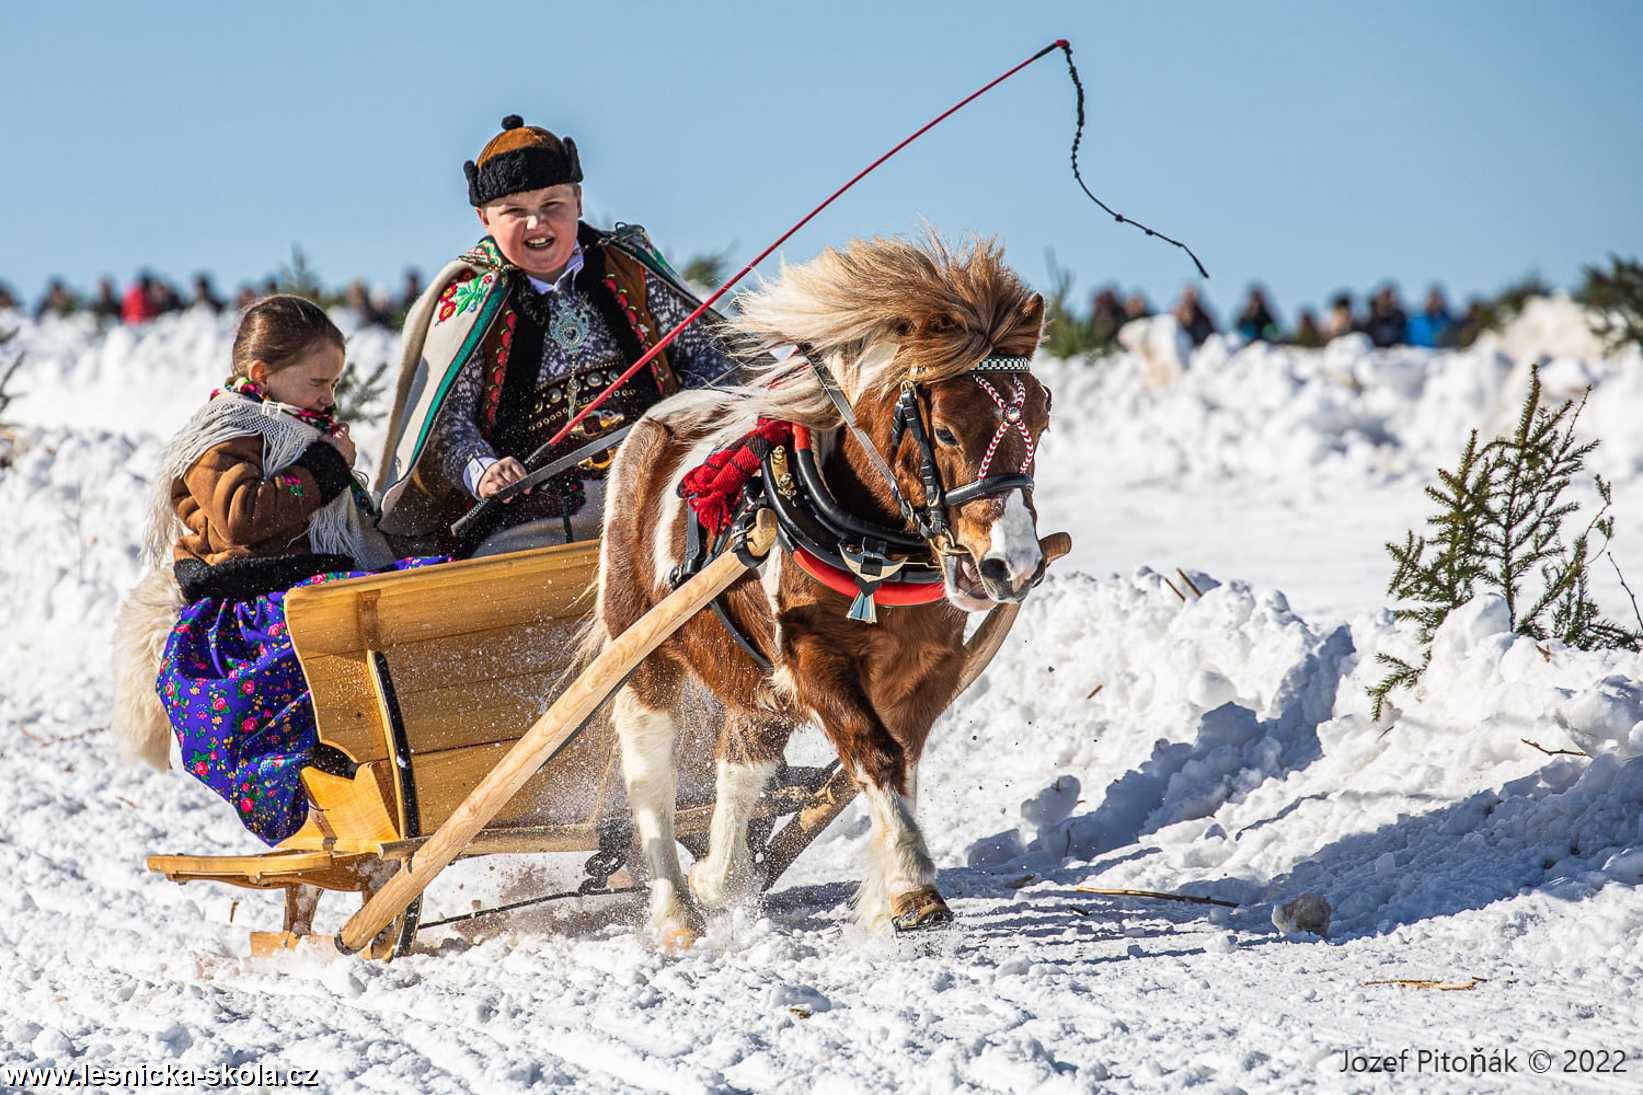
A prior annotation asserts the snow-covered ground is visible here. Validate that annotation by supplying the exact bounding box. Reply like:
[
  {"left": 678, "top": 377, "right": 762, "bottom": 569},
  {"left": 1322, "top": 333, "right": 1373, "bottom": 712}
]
[{"left": 2, "top": 300, "right": 1641, "bottom": 1092}]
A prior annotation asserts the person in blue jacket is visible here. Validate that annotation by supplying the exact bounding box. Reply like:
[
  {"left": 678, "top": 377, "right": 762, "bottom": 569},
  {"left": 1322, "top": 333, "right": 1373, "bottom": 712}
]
[{"left": 1406, "top": 286, "right": 1457, "bottom": 348}]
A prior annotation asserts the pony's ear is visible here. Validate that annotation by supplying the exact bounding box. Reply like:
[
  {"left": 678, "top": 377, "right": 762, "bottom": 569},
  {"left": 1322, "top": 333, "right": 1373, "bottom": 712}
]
[{"left": 1021, "top": 293, "right": 1046, "bottom": 336}]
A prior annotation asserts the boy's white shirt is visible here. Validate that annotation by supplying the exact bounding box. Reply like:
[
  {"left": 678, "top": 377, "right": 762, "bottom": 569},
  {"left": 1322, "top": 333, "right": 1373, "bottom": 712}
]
[{"left": 462, "top": 244, "right": 587, "bottom": 496}]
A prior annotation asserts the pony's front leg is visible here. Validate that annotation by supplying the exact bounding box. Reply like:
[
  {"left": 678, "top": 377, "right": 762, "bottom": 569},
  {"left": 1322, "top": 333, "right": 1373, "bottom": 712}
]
[
  {"left": 787, "top": 641, "right": 948, "bottom": 933},
  {"left": 858, "top": 776, "right": 951, "bottom": 932},
  {"left": 613, "top": 682, "right": 699, "bottom": 950}
]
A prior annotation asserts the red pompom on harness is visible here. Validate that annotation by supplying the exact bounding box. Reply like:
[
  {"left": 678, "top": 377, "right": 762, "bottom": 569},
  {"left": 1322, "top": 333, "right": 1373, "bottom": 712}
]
[
  {"left": 678, "top": 422, "right": 949, "bottom": 615},
  {"left": 679, "top": 418, "right": 793, "bottom": 534}
]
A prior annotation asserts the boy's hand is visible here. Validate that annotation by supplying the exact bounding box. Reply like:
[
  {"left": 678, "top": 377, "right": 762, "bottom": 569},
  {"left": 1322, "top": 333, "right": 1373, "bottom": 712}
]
[
  {"left": 327, "top": 423, "right": 358, "bottom": 466},
  {"left": 477, "top": 457, "right": 531, "bottom": 501}
]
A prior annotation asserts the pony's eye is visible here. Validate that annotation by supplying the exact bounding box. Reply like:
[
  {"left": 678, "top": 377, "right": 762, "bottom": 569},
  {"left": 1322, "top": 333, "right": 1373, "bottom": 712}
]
[{"left": 934, "top": 427, "right": 959, "bottom": 446}]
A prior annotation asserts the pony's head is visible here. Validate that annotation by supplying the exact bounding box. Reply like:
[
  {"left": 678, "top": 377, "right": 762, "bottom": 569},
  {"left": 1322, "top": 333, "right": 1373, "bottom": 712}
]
[
  {"left": 888, "top": 364, "right": 1051, "bottom": 608},
  {"left": 730, "top": 231, "right": 1051, "bottom": 610}
]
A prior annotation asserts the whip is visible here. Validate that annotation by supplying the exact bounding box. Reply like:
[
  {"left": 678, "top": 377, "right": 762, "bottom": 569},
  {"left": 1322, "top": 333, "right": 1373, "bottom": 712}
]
[{"left": 458, "top": 38, "right": 1205, "bottom": 536}]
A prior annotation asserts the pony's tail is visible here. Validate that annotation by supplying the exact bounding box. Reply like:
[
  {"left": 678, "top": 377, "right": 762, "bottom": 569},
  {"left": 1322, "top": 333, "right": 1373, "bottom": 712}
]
[
  {"left": 110, "top": 565, "right": 183, "bottom": 769},
  {"left": 565, "top": 610, "right": 610, "bottom": 689}
]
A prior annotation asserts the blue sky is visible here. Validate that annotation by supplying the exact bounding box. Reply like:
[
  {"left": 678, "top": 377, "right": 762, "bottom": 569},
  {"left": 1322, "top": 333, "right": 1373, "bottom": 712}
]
[{"left": 4, "top": 1, "right": 1641, "bottom": 322}]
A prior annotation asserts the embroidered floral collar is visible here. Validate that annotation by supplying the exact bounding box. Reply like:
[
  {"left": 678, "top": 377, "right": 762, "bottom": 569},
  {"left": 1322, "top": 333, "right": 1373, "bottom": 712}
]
[
  {"left": 460, "top": 235, "right": 585, "bottom": 290},
  {"left": 460, "top": 236, "right": 510, "bottom": 271},
  {"left": 210, "top": 375, "right": 340, "bottom": 436}
]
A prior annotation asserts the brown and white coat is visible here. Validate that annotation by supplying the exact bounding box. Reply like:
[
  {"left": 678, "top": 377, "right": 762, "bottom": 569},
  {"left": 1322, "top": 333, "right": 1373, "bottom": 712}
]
[{"left": 594, "top": 234, "right": 1051, "bottom": 945}]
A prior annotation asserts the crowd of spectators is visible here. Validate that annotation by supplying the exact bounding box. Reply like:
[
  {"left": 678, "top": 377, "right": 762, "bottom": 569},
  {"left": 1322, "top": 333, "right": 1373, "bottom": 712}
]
[
  {"left": 0, "top": 271, "right": 426, "bottom": 330},
  {"left": 1057, "top": 280, "right": 1493, "bottom": 354},
  {"left": 1159, "top": 282, "right": 1488, "bottom": 350},
  {"left": 0, "top": 269, "right": 1498, "bottom": 354}
]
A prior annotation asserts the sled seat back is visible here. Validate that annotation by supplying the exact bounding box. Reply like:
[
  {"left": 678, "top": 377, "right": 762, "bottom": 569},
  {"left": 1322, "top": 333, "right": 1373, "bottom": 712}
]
[{"left": 278, "top": 541, "right": 613, "bottom": 854}]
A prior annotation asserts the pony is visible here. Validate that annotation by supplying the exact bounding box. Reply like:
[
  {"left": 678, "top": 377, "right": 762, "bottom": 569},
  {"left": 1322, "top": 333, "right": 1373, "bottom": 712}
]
[{"left": 593, "top": 232, "right": 1052, "bottom": 947}]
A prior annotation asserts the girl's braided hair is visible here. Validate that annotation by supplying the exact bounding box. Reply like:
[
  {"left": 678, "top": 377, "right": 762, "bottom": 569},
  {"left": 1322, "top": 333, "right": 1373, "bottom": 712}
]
[{"left": 231, "top": 294, "right": 343, "bottom": 377}]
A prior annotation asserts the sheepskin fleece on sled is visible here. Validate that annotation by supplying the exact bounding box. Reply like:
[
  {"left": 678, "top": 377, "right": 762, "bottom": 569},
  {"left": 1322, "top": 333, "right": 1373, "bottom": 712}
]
[{"left": 111, "top": 565, "right": 183, "bottom": 769}]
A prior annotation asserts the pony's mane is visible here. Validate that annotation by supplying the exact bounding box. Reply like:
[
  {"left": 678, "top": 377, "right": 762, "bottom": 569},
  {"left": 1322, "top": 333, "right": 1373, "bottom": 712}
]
[{"left": 668, "top": 231, "right": 1043, "bottom": 440}]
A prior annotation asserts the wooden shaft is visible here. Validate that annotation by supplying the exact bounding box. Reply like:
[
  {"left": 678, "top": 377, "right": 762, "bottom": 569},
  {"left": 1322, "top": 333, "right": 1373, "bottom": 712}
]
[
  {"left": 760, "top": 530, "right": 1072, "bottom": 887},
  {"left": 759, "top": 765, "right": 857, "bottom": 891},
  {"left": 337, "top": 511, "right": 776, "bottom": 954}
]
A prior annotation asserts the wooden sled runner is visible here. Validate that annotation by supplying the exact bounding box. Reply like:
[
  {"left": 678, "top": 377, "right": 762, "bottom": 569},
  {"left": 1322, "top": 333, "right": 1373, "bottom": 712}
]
[{"left": 148, "top": 512, "right": 1069, "bottom": 959}]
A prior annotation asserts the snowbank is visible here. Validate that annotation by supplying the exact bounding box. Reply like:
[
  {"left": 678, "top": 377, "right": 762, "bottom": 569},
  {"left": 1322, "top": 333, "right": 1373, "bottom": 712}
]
[
  {"left": 1044, "top": 324, "right": 1643, "bottom": 488},
  {"left": 922, "top": 575, "right": 1643, "bottom": 963},
  {"left": 5, "top": 307, "right": 398, "bottom": 477},
  {"left": 2, "top": 302, "right": 1642, "bottom": 1089}
]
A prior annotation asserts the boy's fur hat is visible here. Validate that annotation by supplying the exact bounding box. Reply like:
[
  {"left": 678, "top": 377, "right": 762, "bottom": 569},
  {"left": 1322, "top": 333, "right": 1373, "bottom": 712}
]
[{"left": 465, "top": 115, "right": 582, "bottom": 207}]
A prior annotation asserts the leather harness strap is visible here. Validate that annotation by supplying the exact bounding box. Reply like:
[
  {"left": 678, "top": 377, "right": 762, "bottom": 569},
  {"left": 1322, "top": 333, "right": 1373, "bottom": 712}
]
[
  {"left": 672, "top": 347, "right": 1041, "bottom": 649},
  {"left": 672, "top": 490, "right": 775, "bottom": 672}
]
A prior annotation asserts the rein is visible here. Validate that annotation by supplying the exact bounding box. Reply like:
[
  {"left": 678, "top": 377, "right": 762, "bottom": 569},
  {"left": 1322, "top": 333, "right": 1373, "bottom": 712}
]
[{"left": 478, "top": 39, "right": 1204, "bottom": 521}]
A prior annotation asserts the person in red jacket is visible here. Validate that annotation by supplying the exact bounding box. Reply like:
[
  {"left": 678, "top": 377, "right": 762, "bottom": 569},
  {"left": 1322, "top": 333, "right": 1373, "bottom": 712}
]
[{"left": 122, "top": 273, "right": 159, "bottom": 325}]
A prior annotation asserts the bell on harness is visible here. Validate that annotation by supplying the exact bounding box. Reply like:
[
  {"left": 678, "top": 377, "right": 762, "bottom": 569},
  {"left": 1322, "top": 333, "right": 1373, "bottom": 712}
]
[{"left": 838, "top": 542, "right": 906, "bottom": 624}]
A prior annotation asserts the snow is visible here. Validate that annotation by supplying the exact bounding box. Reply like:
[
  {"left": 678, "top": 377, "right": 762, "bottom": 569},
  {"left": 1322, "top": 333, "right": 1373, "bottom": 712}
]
[{"left": 2, "top": 302, "right": 1641, "bottom": 1091}]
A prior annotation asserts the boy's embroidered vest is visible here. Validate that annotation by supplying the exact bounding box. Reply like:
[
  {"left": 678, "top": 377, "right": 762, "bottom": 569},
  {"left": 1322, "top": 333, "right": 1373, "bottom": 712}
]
[{"left": 378, "top": 224, "right": 679, "bottom": 542}]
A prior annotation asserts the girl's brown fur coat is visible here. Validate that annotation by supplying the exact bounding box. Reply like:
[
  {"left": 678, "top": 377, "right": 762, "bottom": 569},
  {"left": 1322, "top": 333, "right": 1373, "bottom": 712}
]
[{"left": 170, "top": 436, "right": 353, "bottom": 566}]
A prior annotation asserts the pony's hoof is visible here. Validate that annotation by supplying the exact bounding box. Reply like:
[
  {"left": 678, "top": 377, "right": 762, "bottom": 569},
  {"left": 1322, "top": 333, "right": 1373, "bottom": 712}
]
[
  {"left": 686, "top": 861, "right": 722, "bottom": 910},
  {"left": 688, "top": 861, "right": 757, "bottom": 911},
  {"left": 890, "top": 887, "right": 954, "bottom": 933},
  {"left": 656, "top": 921, "right": 702, "bottom": 953},
  {"left": 652, "top": 894, "right": 706, "bottom": 953}
]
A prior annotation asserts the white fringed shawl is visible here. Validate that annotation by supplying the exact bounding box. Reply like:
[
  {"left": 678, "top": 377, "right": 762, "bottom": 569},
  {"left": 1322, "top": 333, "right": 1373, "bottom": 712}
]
[{"left": 144, "top": 394, "right": 395, "bottom": 572}]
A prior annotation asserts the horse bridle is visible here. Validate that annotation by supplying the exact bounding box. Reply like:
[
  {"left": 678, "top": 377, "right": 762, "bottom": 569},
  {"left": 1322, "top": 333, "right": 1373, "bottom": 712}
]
[
  {"left": 801, "top": 344, "right": 1038, "bottom": 557},
  {"left": 889, "top": 364, "right": 1037, "bottom": 553}
]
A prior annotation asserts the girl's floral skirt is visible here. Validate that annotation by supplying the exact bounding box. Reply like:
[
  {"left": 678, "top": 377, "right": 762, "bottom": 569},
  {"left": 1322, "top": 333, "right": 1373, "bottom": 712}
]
[{"left": 157, "top": 558, "right": 441, "bottom": 844}]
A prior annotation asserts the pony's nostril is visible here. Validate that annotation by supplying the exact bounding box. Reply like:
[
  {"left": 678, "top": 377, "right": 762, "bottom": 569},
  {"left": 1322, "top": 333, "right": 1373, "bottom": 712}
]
[{"left": 979, "top": 556, "right": 1010, "bottom": 584}]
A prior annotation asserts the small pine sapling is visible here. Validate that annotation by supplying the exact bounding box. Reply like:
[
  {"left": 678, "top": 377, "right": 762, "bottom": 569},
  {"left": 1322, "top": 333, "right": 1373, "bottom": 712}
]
[
  {"left": 1577, "top": 255, "right": 1643, "bottom": 356},
  {"left": 1370, "top": 366, "right": 1642, "bottom": 718},
  {"left": 1369, "top": 429, "right": 1491, "bottom": 716},
  {"left": 1537, "top": 477, "right": 1642, "bottom": 649},
  {"left": 332, "top": 358, "right": 390, "bottom": 428},
  {"left": 1480, "top": 368, "right": 1593, "bottom": 633},
  {"left": 1040, "top": 250, "right": 1114, "bottom": 361}
]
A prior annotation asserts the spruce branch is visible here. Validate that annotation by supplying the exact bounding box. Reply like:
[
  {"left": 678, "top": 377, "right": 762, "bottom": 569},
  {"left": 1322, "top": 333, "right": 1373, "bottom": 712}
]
[
  {"left": 1609, "top": 553, "right": 1643, "bottom": 634},
  {"left": 332, "top": 358, "right": 389, "bottom": 428}
]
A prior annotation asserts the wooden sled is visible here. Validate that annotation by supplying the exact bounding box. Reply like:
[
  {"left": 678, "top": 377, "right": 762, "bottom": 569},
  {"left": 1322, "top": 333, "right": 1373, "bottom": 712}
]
[{"left": 148, "top": 514, "right": 1068, "bottom": 959}]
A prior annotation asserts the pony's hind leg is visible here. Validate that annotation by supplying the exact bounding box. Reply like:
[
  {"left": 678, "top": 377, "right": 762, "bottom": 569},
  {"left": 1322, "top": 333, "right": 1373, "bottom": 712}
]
[
  {"left": 689, "top": 713, "right": 790, "bottom": 910},
  {"left": 613, "top": 670, "right": 699, "bottom": 950}
]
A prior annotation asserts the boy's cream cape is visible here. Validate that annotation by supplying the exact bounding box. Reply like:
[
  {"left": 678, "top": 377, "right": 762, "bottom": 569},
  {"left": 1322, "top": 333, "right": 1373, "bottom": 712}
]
[
  {"left": 375, "top": 226, "right": 692, "bottom": 540},
  {"left": 375, "top": 240, "right": 511, "bottom": 538}
]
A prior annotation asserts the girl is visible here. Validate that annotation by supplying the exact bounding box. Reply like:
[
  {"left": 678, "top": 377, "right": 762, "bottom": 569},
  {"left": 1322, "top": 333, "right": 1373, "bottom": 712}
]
[{"left": 136, "top": 295, "right": 434, "bottom": 844}]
